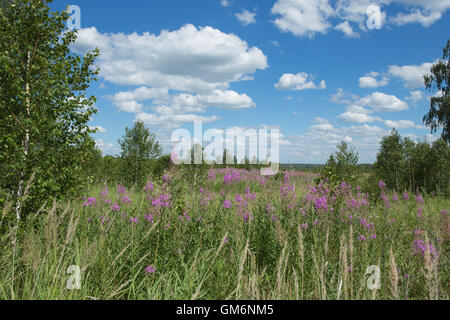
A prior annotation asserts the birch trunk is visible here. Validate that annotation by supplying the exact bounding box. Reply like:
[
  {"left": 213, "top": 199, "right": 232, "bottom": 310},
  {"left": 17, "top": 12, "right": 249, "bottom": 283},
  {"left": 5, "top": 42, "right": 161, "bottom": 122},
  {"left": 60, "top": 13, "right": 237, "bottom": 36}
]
[{"left": 15, "top": 51, "right": 31, "bottom": 223}]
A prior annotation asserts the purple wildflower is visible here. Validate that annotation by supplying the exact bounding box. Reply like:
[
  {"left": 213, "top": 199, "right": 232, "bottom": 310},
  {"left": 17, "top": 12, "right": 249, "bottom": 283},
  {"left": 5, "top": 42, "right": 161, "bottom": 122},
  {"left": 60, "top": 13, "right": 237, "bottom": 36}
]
[
  {"left": 144, "top": 182, "right": 154, "bottom": 193},
  {"left": 144, "top": 265, "right": 156, "bottom": 274},
  {"left": 223, "top": 200, "right": 232, "bottom": 209}
]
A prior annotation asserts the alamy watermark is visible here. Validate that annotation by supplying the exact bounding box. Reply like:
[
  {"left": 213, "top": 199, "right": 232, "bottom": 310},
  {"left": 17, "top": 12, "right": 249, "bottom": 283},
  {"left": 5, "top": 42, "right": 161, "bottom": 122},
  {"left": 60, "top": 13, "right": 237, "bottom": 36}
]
[
  {"left": 365, "top": 265, "right": 381, "bottom": 290},
  {"left": 367, "top": 4, "right": 382, "bottom": 30},
  {"left": 66, "top": 265, "right": 81, "bottom": 290},
  {"left": 66, "top": 5, "right": 81, "bottom": 31},
  {"left": 170, "top": 121, "right": 280, "bottom": 175}
]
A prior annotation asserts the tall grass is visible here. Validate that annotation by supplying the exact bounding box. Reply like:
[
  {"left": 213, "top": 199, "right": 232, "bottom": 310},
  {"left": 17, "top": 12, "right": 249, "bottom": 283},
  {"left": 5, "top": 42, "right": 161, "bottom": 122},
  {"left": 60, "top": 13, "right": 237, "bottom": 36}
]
[{"left": 0, "top": 169, "right": 448, "bottom": 300}]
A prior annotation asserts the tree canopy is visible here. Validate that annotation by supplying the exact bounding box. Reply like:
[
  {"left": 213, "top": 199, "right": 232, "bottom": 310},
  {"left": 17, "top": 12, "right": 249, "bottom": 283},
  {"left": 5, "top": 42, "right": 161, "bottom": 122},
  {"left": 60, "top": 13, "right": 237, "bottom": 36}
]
[
  {"left": 423, "top": 39, "right": 450, "bottom": 144},
  {"left": 118, "top": 121, "right": 162, "bottom": 187}
]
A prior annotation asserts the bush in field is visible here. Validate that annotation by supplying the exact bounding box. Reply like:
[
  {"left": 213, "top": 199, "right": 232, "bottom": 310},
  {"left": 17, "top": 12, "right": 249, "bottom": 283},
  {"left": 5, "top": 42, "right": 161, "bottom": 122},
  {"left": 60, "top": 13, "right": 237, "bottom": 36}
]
[
  {"left": 374, "top": 130, "right": 406, "bottom": 191},
  {"left": 0, "top": 0, "right": 99, "bottom": 221},
  {"left": 118, "top": 121, "right": 162, "bottom": 188},
  {"left": 318, "top": 141, "right": 359, "bottom": 186},
  {"left": 151, "top": 154, "right": 173, "bottom": 179}
]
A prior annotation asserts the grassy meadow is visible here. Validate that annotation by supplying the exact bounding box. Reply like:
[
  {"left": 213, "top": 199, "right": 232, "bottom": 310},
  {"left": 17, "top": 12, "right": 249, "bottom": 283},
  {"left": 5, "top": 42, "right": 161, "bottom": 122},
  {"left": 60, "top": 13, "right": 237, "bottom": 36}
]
[{"left": 0, "top": 168, "right": 448, "bottom": 300}]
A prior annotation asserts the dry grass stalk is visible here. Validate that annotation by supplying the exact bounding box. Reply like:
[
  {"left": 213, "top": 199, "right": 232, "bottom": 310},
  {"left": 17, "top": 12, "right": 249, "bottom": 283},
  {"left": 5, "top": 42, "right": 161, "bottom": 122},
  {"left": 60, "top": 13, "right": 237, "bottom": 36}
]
[
  {"left": 388, "top": 248, "right": 399, "bottom": 299},
  {"left": 423, "top": 236, "right": 439, "bottom": 300}
]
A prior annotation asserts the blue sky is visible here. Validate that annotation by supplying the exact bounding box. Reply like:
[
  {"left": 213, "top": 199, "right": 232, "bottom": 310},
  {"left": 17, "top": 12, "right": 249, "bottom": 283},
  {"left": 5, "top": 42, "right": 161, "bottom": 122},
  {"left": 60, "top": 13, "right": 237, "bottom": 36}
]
[{"left": 52, "top": 0, "right": 450, "bottom": 163}]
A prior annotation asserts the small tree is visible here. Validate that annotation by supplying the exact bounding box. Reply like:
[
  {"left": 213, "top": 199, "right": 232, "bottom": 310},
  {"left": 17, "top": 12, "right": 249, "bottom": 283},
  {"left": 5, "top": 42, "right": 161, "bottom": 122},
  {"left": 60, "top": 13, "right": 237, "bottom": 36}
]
[
  {"left": 320, "top": 141, "right": 359, "bottom": 186},
  {"left": 423, "top": 39, "right": 450, "bottom": 144},
  {"left": 118, "top": 121, "right": 162, "bottom": 187},
  {"left": 374, "top": 129, "right": 405, "bottom": 190}
]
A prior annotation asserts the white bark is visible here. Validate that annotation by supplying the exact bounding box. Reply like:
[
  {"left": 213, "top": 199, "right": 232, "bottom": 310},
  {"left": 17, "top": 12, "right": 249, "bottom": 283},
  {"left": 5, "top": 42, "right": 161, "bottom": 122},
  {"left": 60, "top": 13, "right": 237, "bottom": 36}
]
[{"left": 15, "top": 51, "right": 31, "bottom": 223}]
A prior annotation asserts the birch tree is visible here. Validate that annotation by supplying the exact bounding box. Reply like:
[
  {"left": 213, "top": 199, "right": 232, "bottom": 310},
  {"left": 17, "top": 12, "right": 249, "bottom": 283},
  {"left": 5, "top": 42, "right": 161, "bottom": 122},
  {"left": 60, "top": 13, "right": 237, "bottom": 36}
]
[{"left": 0, "top": 0, "right": 99, "bottom": 221}]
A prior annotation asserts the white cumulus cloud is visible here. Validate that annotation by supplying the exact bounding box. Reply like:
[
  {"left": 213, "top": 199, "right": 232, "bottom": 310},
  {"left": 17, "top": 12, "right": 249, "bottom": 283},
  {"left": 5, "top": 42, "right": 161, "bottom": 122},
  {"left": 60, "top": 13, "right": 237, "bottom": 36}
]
[
  {"left": 235, "top": 9, "right": 257, "bottom": 25},
  {"left": 72, "top": 25, "right": 268, "bottom": 93},
  {"left": 334, "top": 21, "right": 360, "bottom": 38},
  {"left": 275, "top": 72, "right": 326, "bottom": 91},
  {"left": 271, "top": 0, "right": 334, "bottom": 38},
  {"left": 356, "top": 92, "right": 409, "bottom": 112},
  {"left": 359, "top": 71, "right": 389, "bottom": 88},
  {"left": 388, "top": 62, "right": 432, "bottom": 89}
]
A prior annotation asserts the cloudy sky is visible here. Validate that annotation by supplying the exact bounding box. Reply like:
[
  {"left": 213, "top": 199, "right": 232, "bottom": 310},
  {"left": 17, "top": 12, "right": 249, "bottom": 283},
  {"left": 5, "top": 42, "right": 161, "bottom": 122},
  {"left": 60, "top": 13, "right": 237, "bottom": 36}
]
[{"left": 54, "top": 0, "right": 449, "bottom": 163}]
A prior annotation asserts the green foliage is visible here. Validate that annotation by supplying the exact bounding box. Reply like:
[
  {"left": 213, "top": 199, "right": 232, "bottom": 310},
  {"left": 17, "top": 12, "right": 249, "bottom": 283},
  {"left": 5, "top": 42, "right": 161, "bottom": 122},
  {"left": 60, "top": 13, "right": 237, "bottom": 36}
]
[
  {"left": 318, "top": 141, "right": 359, "bottom": 186},
  {"left": 423, "top": 39, "right": 450, "bottom": 144},
  {"left": 151, "top": 154, "right": 173, "bottom": 179},
  {"left": 0, "top": 0, "right": 99, "bottom": 218},
  {"left": 118, "top": 121, "right": 162, "bottom": 188},
  {"left": 374, "top": 129, "right": 450, "bottom": 194}
]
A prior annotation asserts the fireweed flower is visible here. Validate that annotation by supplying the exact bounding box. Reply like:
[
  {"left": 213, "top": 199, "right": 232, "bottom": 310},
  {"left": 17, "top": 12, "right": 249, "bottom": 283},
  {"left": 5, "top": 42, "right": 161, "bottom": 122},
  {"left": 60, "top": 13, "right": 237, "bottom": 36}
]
[
  {"left": 381, "top": 194, "right": 391, "bottom": 209},
  {"left": 152, "top": 194, "right": 171, "bottom": 207},
  {"left": 243, "top": 212, "right": 252, "bottom": 223},
  {"left": 223, "top": 200, "right": 232, "bottom": 209},
  {"left": 235, "top": 193, "right": 243, "bottom": 203},
  {"left": 129, "top": 217, "right": 139, "bottom": 224},
  {"left": 117, "top": 184, "right": 126, "bottom": 194},
  {"left": 300, "top": 222, "right": 309, "bottom": 230},
  {"left": 417, "top": 207, "right": 423, "bottom": 219},
  {"left": 415, "top": 194, "right": 424, "bottom": 205},
  {"left": 412, "top": 240, "right": 438, "bottom": 260},
  {"left": 223, "top": 173, "right": 232, "bottom": 184},
  {"left": 402, "top": 192, "right": 409, "bottom": 201},
  {"left": 111, "top": 203, "right": 120, "bottom": 212},
  {"left": 100, "top": 188, "right": 108, "bottom": 197},
  {"left": 83, "top": 197, "right": 96, "bottom": 207},
  {"left": 237, "top": 200, "right": 248, "bottom": 208},
  {"left": 199, "top": 187, "right": 204, "bottom": 193},
  {"left": 144, "top": 182, "right": 154, "bottom": 193},
  {"left": 314, "top": 196, "right": 328, "bottom": 212},
  {"left": 179, "top": 213, "right": 191, "bottom": 222},
  {"left": 145, "top": 214, "right": 154, "bottom": 223},
  {"left": 121, "top": 195, "right": 132, "bottom": 204},
  {"left": 370, "top": 234, "right": 377, "bottom": 240},
  {"left": 378, "top": 180, "right": 386, "bottom": 189},
  {"left": 358, "top": 235, "right": 366, "bottom": 242},
  {"left": 144, "top": 265, "right": 156, "bottom": 274},
  {"left": 350, "top": 198, "right": 359, "bottom": 209}
]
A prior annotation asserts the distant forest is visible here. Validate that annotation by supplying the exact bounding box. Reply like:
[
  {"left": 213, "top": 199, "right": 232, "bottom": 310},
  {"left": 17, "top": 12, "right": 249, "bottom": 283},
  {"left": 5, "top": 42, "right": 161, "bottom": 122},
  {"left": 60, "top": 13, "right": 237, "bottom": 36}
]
[{"left": 281, "top": 163, "right": 373, "bottom": 172}]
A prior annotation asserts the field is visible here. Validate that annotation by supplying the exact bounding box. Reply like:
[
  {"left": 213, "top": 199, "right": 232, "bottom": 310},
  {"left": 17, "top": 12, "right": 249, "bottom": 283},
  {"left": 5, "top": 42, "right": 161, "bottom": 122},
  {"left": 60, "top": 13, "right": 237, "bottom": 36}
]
[{"left": 0, "top": 168, "right": 449, "bottom": 300}]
